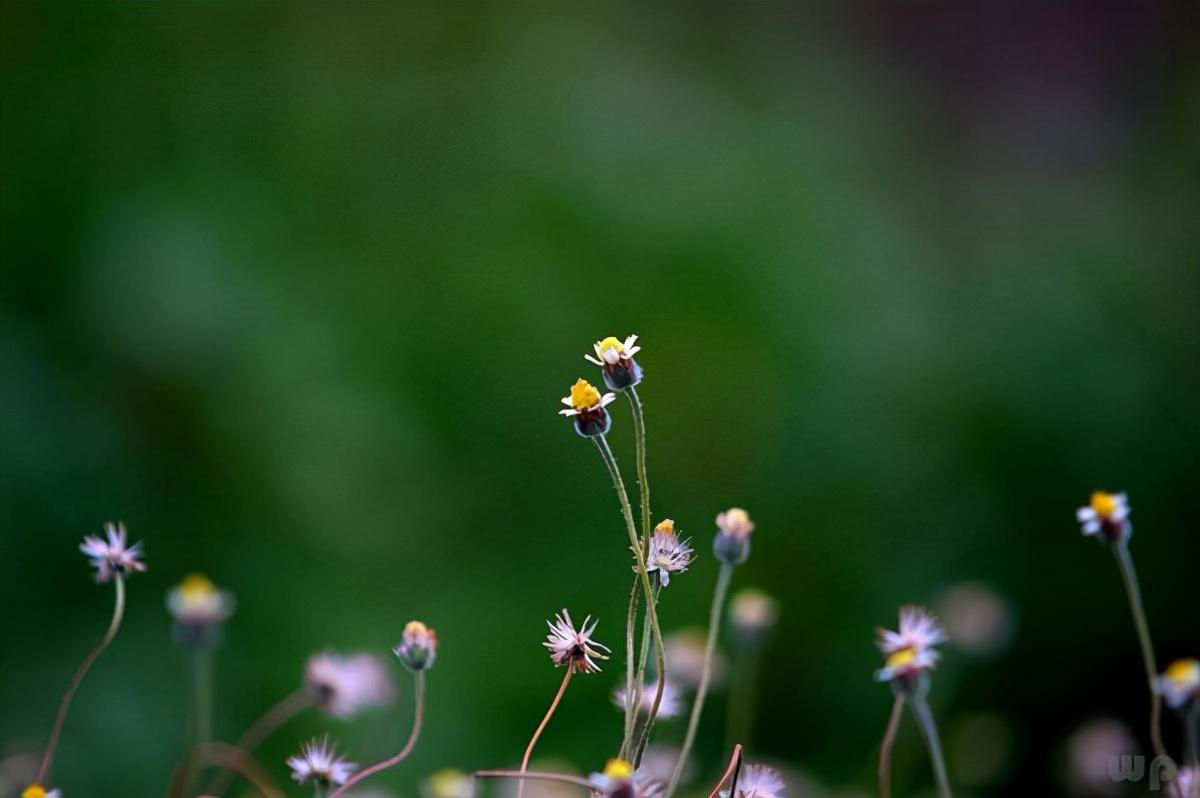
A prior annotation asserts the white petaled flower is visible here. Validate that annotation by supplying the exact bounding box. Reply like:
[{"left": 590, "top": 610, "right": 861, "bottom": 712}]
[
  {"left": 611, "top": 679, "right": 685, "bottom": 720},
  {"left": 585, "top": 335, "right": 641, "bottom": 368},
  {"left": 166, "top": 573, "right": 236, "bottom": 626},
  {"left": 305, "top": 652, "right": 396, "bottom": 718},
  {"left": 715, "top": 508, "right": 755, "bottom": 540},
  {"left": 874, "top": 606, "right": 949, "bottom": 682},
  {"left": 22, "top": 786, "right": 63, "bottom": 798},
  {"left": 1075, "top": 491, "right": 1130, "bottom": 541},
  {"left": 1155, "top": 658, "right": 1200, "bottom": 710},
  {"left": 589, "top": 759, "right": 663, "bottom": 798},
  {"left": 79, "top": 522, "right": 147, "bottom": 583},
  {"left": 558, "top": 379, "right": 617, "bottom": 417},
  {"left": 723, "top": 766, "right": 785, "bottom": 798},
  {"left": 544, "top": 609, "right": 611, "bottom": 673},
  {"left": 642, "top": 520, "right": 694, "bottom": 587},
  {"left": 287, "top": 736, "right": 357, "bottom": 787}
]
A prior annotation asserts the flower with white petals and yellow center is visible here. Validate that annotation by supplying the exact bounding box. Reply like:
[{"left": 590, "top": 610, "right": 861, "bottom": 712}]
[
  {"left": 874, "top": 606, "right": 949, "bottom": 684},
  {"left": 1156, "top": 657, "right": 1200, "bottom": 710},
  {"left": 1076, "top": 490, "right": 1131, "bottom": 542},
  {"left": 22, "top": 786, "right": 62, "bottom": 798},
  {"left": 585, "top": 334, "right": 644, "bottom": 391},
  {"left": 589, "top": 758, "right": 663, "bottom": 798},
  {"left": 642, "top": 519, "right": 694, "bottom": 587},
  {"left": 167, "top": 573, "right": 236, "bottom": 626},
  {"left": 559, "top": 378, "right": 617, "bottom": 437}
]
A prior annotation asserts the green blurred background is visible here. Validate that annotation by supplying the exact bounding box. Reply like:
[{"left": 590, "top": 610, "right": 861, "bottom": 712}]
[{"left": 2, "top": 2, "right": 1198, "bottom": 797}]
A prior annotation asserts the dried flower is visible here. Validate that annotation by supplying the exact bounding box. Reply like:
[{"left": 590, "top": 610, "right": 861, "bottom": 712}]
[
  {"left": 544, "top": 609, "right": 611, "bottom": 673},
  {"left": 305, "top": 652, "right": 396, "bottom": 718},
  {"left": 287, "top": 736, "right": 357, "bottom": 788},
  {"left": 79, "top": 522, "right": 146, "bottom": 582},
  {"left": 589, "top": 759, "right": 662, "bottom": 798},
  {"left": 559, "top": 379, "right": 616, "bottom": 437},
  {"left": 1156, "top": 658, "right": 1200, "bottom": 710},
  {"left": 394, "top": 620, "right": 438, "bottom": 672},
  {"left": 22, "top": 786, "right": 62, "bottom": 798},
  {"left": 713, "top": 507, "right": 754, "bottom": 565},
  {"left": 584, "top": 334, "right": 644, "bottom": 391},
  {"left": 1076, "top": 491, "right": 1131, "bottom": 543},
  {"left": 612, "top": 679, "right": 685, "bottom": 719},
  {"left": 874, "top": 606, "right": 949, "bottom": 684},
  {"left": 725, "top": 766, "right": 785, "bottom": 798},
  {"left": 642, "top": 520, "right": 694, "bottom": 587},
  {"left": 728, "top": 588, "right": 779, "bottom": 645}
]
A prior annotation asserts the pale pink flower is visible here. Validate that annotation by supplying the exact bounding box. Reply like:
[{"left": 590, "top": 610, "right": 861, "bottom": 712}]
[
  {"left": 544, "top": 609, "right": 611, "bottom": 673},
  {"left": 79, "top": 522, "right": 146, "bottom": 582},
  {"left": 874, "top": 606, "right": 948, "bottom": 682},
  {"left": 287, "top": 736, "right": 357, "bottom": 787},
  {"left": 305, "top": 652, "right": 395, "bottom": 718}
]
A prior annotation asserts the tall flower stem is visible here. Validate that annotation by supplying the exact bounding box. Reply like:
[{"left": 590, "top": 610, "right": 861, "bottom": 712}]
[
  {"left": 516, "top": 668, "right": 574, "bottom": 798},
  {"left": 169, "top": 742, "right": 285, "bottom": 798},
  {"left": 878, "top": 693, "right": 905, "bottom": 798},
  {"left": 1186, "top": 705, "right": 1199, "bottom": 767},
  {"left": 626, "top": 386, "right": 652, "bottom": 554},
  {"left": 631, "top": 582, "right": 663, "bottom": 766},
  {"left": 707, "top": 744, "right": 743, "bottom": 798},
  {"left": 725, "top": 644, "right": 763, "bottom": 753},
  {"left": 206, "top": 688, "right": 313, "bottom": 795},
  {"left": 1112, "top": 541, "right": 1168, "bottom": 760},
  {"left": 594, "top": 435, "right": 667, "bottom": 755},
  {"left": 37, "top": 574, "right": 126, "bottom": 785},
  {"left": 667, "top": 563, "right": 734, "bottom": 798},
  {"left": 328, "top": 671, "right": 426, "bottom": 798},
  {"left": 620, "top": 574, "right": 639, "bottom": 758},
  {"left": 909, "top": 692, "right": 952, "bottom": 798},
  {"left": 475, "top": 770, "right": 600, "bottom": 792},
  {"left": 192, "top": 648, "right": 214, "bottom": 750}
]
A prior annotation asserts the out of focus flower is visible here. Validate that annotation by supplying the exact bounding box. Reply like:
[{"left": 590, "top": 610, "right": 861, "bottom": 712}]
[
  {"left": 665, "top": 630, "right": 726, "bottom": 688},
  {"left": 423, "top": 768, "right": 473, "bottom": 798},
  {"left": 305, "top": 652, "right": 395, "bottom": 718},
  {"left": 287, "top": 736, "right": 356, "bottom": 788},
  {"left": 79, "top": 522, "right": 146, "bottom": 582},
  {"left": 1076, "top": 491, "right": 1130, "bottom": 543},
  {"left": 728, "top": 588, "right": 779, "bottom": 645},
  {"left": 166, "top": 573, "right": 236, "bottom": 646},
  {"left": 612, "top": 679, "right": 685, "bottom": 720},
  {"left": 585, "top": 334, "right": 644, "bottom": 391},
  {"left": 21, "top": 786, "right": 61, "bottom": 798},
  {"left": 1156, "top": 658, "right": 1200, "bottom": 710},
  {"left": 544, "top": 609, "right": 610, "bottom": 673},
  {"left": 1174, "top": 767, "right": 1198, "bottom": 798},
  {"left": 559, "top": 379, "right": 616, "bottom": 437},
  {"left": 935, "top": 582, "right": 1016, "bottom": 658},
  {"left": 1063, "top": 718, "right": 1138, "bottom": 797},
  {"left": 394, "top": 620, "right": 438, "bottom": 672},
  {"left": 874, "top": 606, "right": 948, "bottom": 684},
  {"left": 713, "top": 508, "right": 754, "bottom": 565},
  {"left": 636, "top": 746, "right": 687, "bottom": 785},
  {"left": 643, "top": 520, "right": 694, "bottom": 587},
  {"left": 725, "top": 766, "right": 785, "bottom": 798},
  {"left": 589, "top": 759, "right": 662, "bottom": 798}
]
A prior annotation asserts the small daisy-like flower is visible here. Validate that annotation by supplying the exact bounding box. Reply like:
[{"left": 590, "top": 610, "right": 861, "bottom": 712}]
[
  {"left": 79, "top": 522, "right": 146, "bottom": 583},
  {"left": 167, "top": 573, "right": 236, "bottom": 626},
  {"left": 22, "top": 786, "right": 63, "bottom": 798},
  {"left": 612, "top": 679, "right": 685, "bottom": 720},
  {"left": 559, "top": 378, "right": 617, "bottom": 437},
  {"left": 287, "top": 736, "right": 357, "bottom": 788},
  {"left": 729, "top": 588, "right": 780, "bottom": 645},
  {"left": 642, "top": 520, "right": 694, "bottom": 587},
  {"left": 874, "top": 606, "right": 949, "bottom": 683},
  {"left": 544, "top": 609, "right": 611, "bottom": 673},
  {"left": 713, "top": 507, "right": 754, "bottom": 565},
  {"left": 305, "top": 652, "right": 396, "bottom": 718},
  {"left": 393, "top": 620, "right": 438, "bottom": 672},
  {"left": 1156, "top": 658, "right": 1200, "bottom": 710},
  {"left": 724, "top": 766, "right": 785, "bottom": 798},
  {"left": 589, "top": 759, "right": 663, "bottom": 798},
  {"left": 1075, "top": 491, "right": 1131, "bottom": 543},
  {"left": 584, "top": 334, "right": 644, "bottom": 391}
]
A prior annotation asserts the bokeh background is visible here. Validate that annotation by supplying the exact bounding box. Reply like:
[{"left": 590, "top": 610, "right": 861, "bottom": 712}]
[{"left": 2, "top": 2, "right": 1198, "bottom": 797}]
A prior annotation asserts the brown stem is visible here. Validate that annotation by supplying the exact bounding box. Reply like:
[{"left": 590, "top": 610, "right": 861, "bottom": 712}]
[
  {"left": 328, "top": 671, "right": 426, "bottom": 798},
  {"left": 707, "top": 744, "right": 743, "bottom": 798},
  {"left": 205, "top": 688, "right": 313, "bottom": 795},
  {"left": 878, "top": 694, "right": 905, "bottom": 798},
  {"left": 474, "top": 770, "right": 599, "bottom": 792},
  {"left": 517, "top": 667, "right": 574, "bottom": 798},
  {"left": 170, "top": 742, "right": 285, "bottom": 798}
]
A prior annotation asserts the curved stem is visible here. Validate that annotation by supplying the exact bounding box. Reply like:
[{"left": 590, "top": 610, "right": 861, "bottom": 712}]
[
  {"left": 517, "top": 668, "right": 574, "bottom": 798},
  {"left": 1112, "top": 542, "right": 1168, "bottom": 761},
  {"left": 878, "top": 694, "right": 905, "bottom": 798},
  {"left": 666, "top": 563, "right": 734, "bottom": 797},
  {"left": 909, "top": 693, "right": 952, "bottom": 798},
  {"left": 170, "top": 742, "right": 285, "bottom": 798},
  {"left": 707, "top": 744, "right": 743, "bottom": 798},
  {"left": 475, "top": 770, "right": 599, "bottom": 792},
  {"left": 37, "top": 575, "right": 126, "bottom": 785},
  {"left": 620, "top": 574, "right": 639, "bottom": 758},
  {"left": 328, "top": 671, "right": 426, "bottom": 798},
  {"left": 594, "top": 436, "right": 667, "bottom": 761},
  {"left": 205, "top": 688, "right": 313, "bottom": 795}
]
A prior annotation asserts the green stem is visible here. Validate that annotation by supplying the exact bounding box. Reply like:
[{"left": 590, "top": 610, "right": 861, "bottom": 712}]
[
  {"left": 328, "top": 671, "right": 425, "bottom": 798},
  {"left": 627, "top": 386, "right": 652, "bottom": 555},
  {"left": 193, "top": 648, "right": 214, "bottom": 746},
  {"left": 620, "top": 575, "right": 639, "bottom": 759},
  {"left": 1112, "top": 542, "right": 1168, "bottom": 761},
  {"left": 666, "top": 563, "right": 734, "bottom": 798},
  {"left": 725, "top": 644, "right": 762, "bottom": 753},
  {"left": 878, "top": 694, "right": 905, "bottom": 798},
  {"left": 594, "top": 435, "right": 666, "bottom": 759},
  {"left": 631, "top": 582, "right": 662, "bottom": 766},
  {"left": 909, "top": 692, "right": 952, "bottom": 798}
]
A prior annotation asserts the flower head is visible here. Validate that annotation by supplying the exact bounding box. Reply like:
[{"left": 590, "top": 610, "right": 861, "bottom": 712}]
[
  {"left": 559, "top": 379, "right": 617, "bottom": 437},
  {"left": 394, "top": 620, "right": 438, "bottom": 672},
  {"left": 544, "top": 609, "right": 611, "bottom": 673},
  {"left": 1076, "top": 491, "right": 1131, "bottom": 543},
  {"left": 1156, "top": 658, "right": 1200, "bottom": 710},
  {"left": 729, "top": 588, "right": 780, "bottom": 645},
  {"left": 612, "top": 679, "right": 685, "bottom": 720},
  {"left": 79, "top": 522, "right": 146, "bottom": 583},
  {"left": 642, "top": 520, "right": 694, "bottom": 587},
  {"left": 585, "top": 334, "right": 644, "bottom": 391},
  {"left": 304, "top": 652, "right": 396, "bottom": 718},
  {"left": 167, "top": 573, "right": 235, "bottom": 625},
  {"left": 287, "top": 736, "right": 357, "bottom": 788},
  {"left": 874, "top": 606, "right": 949, "bottom": 684},
  {"left": 22, "top": 786, "right": 62, "bottom": 798},
  {"left": 725, "top": 766, "right": 785, "bottom": 798},
  {"left": 589, "top": 759, "right": 662, "bottom": 798},
  {"left": 713, "top": 507, "right": 754, "bottom": 565}
]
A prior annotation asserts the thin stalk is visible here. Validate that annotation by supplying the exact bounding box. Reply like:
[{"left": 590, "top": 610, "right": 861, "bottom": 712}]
[
  {"left": 1187, "top": 705, "right": 1199, "bottom": 767},
  {"left": 620, "top": 574, "right": 639, "bottom": 758},
  {"left": 725, "top": 644, "right": 763, "bottom": 753},
  {"left": 909, "top": 693, "right": 952, "bottom": 798},
  {"left": 1112, "top": 541, "right": 1168, "bottom": 760},
  {"left": 206, "top": 688, "right": 313, "bottom": 795},
  {"left": 37, "top": 575, "right": 126, "bottom": 785},
  {"left": 666, "top": 563, "right": 734, "bottom": 797},
  {"left": 631, "top": 582, "right": 662, "bottom": 766},
  {"left": 878, "top": 694, "right": 905, "bottom": 798},
  {"left": 707, "top": 744, "right": 743, "bottom": 798},
  {"left": 328, "top": 671, "right": 426, "bottom": 798},
  {"left": 517, "top": 668, "right": 574, "bottom": 798},
  {"left": 192, "top": 648, "right": 214, "bottom": 748},
  {"left": 475, "top": 770, "right": 599, "bottom": 792},
  {"left": 626, "top": 386, "right": 652, "bottom": 554},
  {"left": 169, "top": 742, "right": 285, "bottom": 798},
  {"left": 594, "top": 435, "right": 667, "bottom": 756}
]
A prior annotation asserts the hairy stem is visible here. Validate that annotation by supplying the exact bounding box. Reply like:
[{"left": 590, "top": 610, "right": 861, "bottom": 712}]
[
  {"left": 627, "top": 386, "right": 652, "bottom": 555},
  {"left": 666, "top": 563, "right": 734, "bottom": 797},
  {"left": 909, "top": 692, "right": 952, "bottom": 798},
  {"left": 878, "top": 693, "right": 905, "bottom": 798},
  {"left": 206, "top": 688, "right": 313, "bottom": 796},
  {"left": 1112, "top": 541, "right": 1168, "bottom": 761},
  {"left": 328, "top": 671, "right": 426, "bottom": 798},
  {"left": 631, "top": 581, "right": 663, "bottom": 766},
  {"left": 620, "top": 574, "right": 639, "bottom": 758},
  {"left": 37, "top": 575, "right": 126, "bottom": 785},
  {"left": 516, "top": 668, "right": 574, "bottom": 798}
]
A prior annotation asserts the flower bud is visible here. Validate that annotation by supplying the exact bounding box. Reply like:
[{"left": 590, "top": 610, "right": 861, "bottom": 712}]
[
  {"left": 394, "top": 620, "right": 438, "bottom": 672},
  {"left": 712, "top": 507, "right": 754, "bottom": 565}
]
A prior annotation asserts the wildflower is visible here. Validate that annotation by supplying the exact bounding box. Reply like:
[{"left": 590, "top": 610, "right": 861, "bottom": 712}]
[
  {"left": 589, "top": 759, "right": 662, "bottom": 798},
  {"left": 1156, "top": 658, "right": 1200, "bottom": 710},
  {"left": 544, "top": 609, "right": 611, "bottom": 673},
  {"left": 612, "top": 679, "right": 685, "bottom": 719},
  {"left": 287, "top": 736, "right": 357, "bottom": 788},
  {"left": 874, "top": 606, "right": 949, "bottom": 684},
  {"left": 664, "top": 629, "right": 727, "bottom": 688},
  {"left": 584, "top": 334, "right": 644, "bottom": 391},
  {"left": 166, "top": 573, "right": 235, "bottom": 646},
  {"left": 725, "top": 766, "right": 785, "bottom": 798},
  {"left": 21, "top": 786, "right": 62, "bottom": 798},
  {"left": 713, "top": 507, "right": 754, "bottom": 565},
  {"left": 728, "top": 588, "right": 779, "bottom": 646},
  {"left": 1076, "top": 490, "right": 1131, "bottom": 543},
  {"left": 394, "top": 620, "right": 438, "bottom": 672},
  {"left": 642, "top": 520, "right": 694, "bottom": 587},
  {"left": 559, "top": 379, "right": 616, "bottom": 437},
  {"left": 305, "top": 652, "right": 396, "bottom": 718},
  {"left": 423, "top": 768, "right": 473, "bottom": 798},
  {"left": 79, "top": 522, "right": 146, "bottom": 582}
]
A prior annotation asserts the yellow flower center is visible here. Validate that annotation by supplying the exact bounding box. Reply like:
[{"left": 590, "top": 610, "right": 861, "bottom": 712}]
[
  {"left": 1166, "top": 658, "right": 1200, "bottom": 684},
  {"left": 405, "top": 620, "right": 430, "bottom": 636},
  {"left": 886, "top": 648, "right": 917, "bottom": 669},
  {"left": 569, "top": 379, "right": 602, "bottom": 411},
  {"left": 178, "top": 573, "right": 216, "bottom": 602},
  {"left": 655, "top": 519, "right": 675, "bottom": 534},
  {"left": 428, "top": 768, "right": 468, "bottom": 798},
  {"left": 603, "top": 759, "right": 634, "bottom": 779},
  {"left": 597, "top": 336, "right": 624, "bottom": 356},
  {"left": 1090, "top": 491, "right": 1118, "bottom": 518},
  {"left": 23, "top": 786, "right": 48, "bottom": 798}
]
